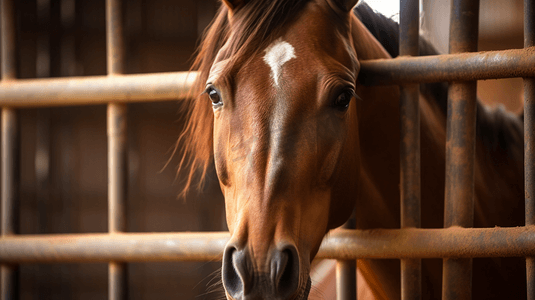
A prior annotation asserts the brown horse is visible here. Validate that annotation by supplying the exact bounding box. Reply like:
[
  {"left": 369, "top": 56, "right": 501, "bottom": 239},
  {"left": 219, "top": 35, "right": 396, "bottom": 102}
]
[{"left": 179, "top": 0, "right": 525, "bottom": 299}]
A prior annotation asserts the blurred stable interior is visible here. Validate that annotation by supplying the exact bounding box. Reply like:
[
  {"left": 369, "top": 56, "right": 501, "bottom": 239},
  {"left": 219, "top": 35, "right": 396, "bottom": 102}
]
[{"left": 0, "top": 0, "right": 526, "bottom": 299}]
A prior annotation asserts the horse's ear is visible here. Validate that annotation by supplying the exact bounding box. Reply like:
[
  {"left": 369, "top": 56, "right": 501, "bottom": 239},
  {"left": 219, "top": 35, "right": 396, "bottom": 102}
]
[
  {"left": 221, "top": 0, "right": 243, "bottom": 11},
  {"left": 326, "top": 0, "right": 360, "bottom": 12}
]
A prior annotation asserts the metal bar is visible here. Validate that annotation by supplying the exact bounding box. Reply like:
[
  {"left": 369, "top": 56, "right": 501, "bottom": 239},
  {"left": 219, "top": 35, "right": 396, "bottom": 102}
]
[
  {"left": 1, "top": 109, "right": 19, "bottom": 284},
  {"left": 359, "top": 47, "right": 535, "bottom": 85},
  {"left": 443, "top": 1, "right": 479, "bottom": 299},
  {"left": 107, "top": 103, "right": 127, "bottom": 300},
  {"left": 107, "top": 104, "right": 127, "bottom": 234},
  {"left": 0, "top": 72, "right": 196, "bottom": 107},
  {"left": 525, "top": 1, "right": 535, "bottom": 299},
  {"left": 107, "top": 0, "right": 124, "bottom": 76},
  {"left": 106, "top": 0, "right": 127, "bottom": 299},
  {"left": 336, "top": 217, "right": 356, "bottom": 300},
  {"left": 0, "top": 0, "right": 16, "bottom": 80},
  {"left": 1, "top": 0, "right": 19, "bottom": 299},
  {"left": 399, "top": 0, "right": 421, "bottom": 299},
  {"left": 2, "top": 227, "right": 535, "bottom": 263},
  {"left": 1, "top": 109, "right": 18, "bottom": 300},
  {"left": 0, "top": 44, "right": 531, "bottom": 106},
  {"left": 336, "top": 259, "right": 356, "bottom": 300}
]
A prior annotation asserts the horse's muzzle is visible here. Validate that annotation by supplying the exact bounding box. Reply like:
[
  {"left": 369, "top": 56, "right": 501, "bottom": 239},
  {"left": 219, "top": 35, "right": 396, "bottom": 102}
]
[{"left": 222, "top": 243, "right": 302, "bottom": 300}]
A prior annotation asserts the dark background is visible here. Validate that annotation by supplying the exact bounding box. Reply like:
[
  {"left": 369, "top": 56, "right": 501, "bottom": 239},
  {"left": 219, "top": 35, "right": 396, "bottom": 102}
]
[{"left": 4, "top": 0, "right": 227, "bottom": 299}]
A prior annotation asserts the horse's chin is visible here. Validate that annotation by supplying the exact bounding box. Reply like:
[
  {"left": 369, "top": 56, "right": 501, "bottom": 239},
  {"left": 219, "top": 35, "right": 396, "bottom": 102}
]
[
  {"left": 224, "top": 276, "right": 311, "bottom": 300},
  {"left": 288, "top": 276, "right": 312, "bottom": 300},
  {"left": 296, "top": 276, "right": 312, "bottom": 300}
]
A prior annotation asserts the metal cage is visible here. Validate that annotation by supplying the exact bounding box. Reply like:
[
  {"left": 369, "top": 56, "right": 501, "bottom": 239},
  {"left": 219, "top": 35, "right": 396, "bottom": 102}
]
[{"left": 1, "top": 0, "right": 534, "bottom": 299}]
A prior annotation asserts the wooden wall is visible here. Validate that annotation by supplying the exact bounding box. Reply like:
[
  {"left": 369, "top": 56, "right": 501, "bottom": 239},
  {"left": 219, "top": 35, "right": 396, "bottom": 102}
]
[{"left": 8, "top": 0, "right": 227, "bottom": 299}]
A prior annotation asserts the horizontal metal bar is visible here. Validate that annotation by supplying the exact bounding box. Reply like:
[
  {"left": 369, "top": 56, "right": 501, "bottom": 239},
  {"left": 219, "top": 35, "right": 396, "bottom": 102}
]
[
  {"left": 321, "top": 226, "right": 535, "bottom": 259},
  {"left": 0, "top": 47, "right": 531, "bottom": 107},
  {"left": 0, "top": 72, "right": 197, "bottom": 107},
  {"left": 1, "top": 226, "right": 535, "bottom": 263},
  {"left": 359, "top": 47, "right": 535, "bottom": 85},
  {"left": 0, "top": 232, "right": 229, "bottom": 263}
]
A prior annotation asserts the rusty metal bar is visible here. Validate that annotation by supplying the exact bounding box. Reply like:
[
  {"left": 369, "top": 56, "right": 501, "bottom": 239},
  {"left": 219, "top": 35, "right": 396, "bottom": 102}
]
[
  {"left": 106, "top": 0, "right": 127, "bottom": 299},
  {"left": 0, "top": 232, "right": 230, "bottom": 263},
  {"left": 525, "top": 1, "right": 535, "bottom": 299},
  {"left": 0, "top": 46, "right": 528, "bottom": 108},
  {"left": 336, "top": 217, "right": 356, "bottom": 300},
  {"left": 0, "top": 44, "right": 530, "bottom": 106},
  {"left": 442, "top": 0, "right": 479, "bottom": 299},
  {"left": 359, "top": 47, "right": 535, "bottom": 85},
  {"left": 0, "top": 72, "right": 195, "bottom": 107},
  {"left": 2, "top": 227, "right": 535, "bottom": 263},
  {"left": 1, "top": 0, "right": 19, "bottom": 299},
  {"left": 399, "top": 0, "right": 421, "bottom": 299}
]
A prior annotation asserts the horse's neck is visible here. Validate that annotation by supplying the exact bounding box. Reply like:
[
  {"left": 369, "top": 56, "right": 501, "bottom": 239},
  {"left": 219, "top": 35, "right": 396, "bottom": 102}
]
[
  {"left": 349, "top": 15, "right": 525, "bottom": 300},
  {"left": 352, "top": 19, "right": 445, "bottom": 299},
  {"left": 352, "top": 18, "right": 444, "bottom": 228},
  {"left": 354, "top": 85, "right": 448, "bottom": 231},
  {"left": 473, "top": 105, "right": 524, "bottom": 227},
  {"left": 349, "top": 17, "right": 447, "bottom": 300},
  {"left": 351, "top": 15, "right": 525, "bottom": 230}
]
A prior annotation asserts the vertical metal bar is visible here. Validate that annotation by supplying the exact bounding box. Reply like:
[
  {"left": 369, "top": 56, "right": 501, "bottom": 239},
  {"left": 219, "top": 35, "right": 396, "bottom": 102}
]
[
  {"left": 336, "top": 259, "right": 356, "bottom": 300},
  {"left": 0, "top": 109, "right": 18, "bottom": 300},
  {"left": 106, "top": 0, "right": 127, "bottom": 299},
  {"left": 443, "top": 0, "right": 479, "bottom": 299},
  {"left": 525, "top": 1, "right": 535, "bottom": 299},
  {"left": 399, "top": 0, "right": 421, "bottom": 299},
  {"left": 1, "top": 0, "right": 19, "bottom": 299},
  {"left": 0, "top": 0, "right": 16, "bottom": 80},
  {"left": 107, "top": 0, "right": 124, "bottom": 76},
  {"left": 336, "top": 216, "right": 356, "bottom": 300}
]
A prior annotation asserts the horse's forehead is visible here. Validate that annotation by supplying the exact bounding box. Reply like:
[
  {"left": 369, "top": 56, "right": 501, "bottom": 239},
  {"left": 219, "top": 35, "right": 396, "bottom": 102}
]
[{"left": 263, "top": 38, "right": 296, "bottom": 87}]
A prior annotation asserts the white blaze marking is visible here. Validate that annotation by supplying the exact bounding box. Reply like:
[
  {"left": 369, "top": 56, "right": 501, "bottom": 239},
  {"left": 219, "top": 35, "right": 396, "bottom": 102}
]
[{"left": 263, "top": 38, "right": 296, "bottom": 87}]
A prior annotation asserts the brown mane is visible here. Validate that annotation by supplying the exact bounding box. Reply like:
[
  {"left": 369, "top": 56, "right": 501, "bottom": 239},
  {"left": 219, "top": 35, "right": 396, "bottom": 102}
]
[{"left": 178, "top": 0, "right": 311, "bottom": 195}]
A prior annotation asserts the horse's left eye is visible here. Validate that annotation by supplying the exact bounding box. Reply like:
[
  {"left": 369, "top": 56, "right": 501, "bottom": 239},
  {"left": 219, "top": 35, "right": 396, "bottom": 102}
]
[
  {"left": 206, "top": 85, "right": 223, "bottom": 107},
  {"left": 333, "top": 90, "right": 354, "bottom": 111}
]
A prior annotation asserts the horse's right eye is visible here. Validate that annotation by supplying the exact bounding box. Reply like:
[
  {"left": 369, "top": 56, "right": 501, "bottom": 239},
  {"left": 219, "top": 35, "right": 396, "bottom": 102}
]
[
  {"left": 206, "top": 85, "right": 223, "bottom": 107},
  {"left": 333, "top": 89, "right": 355, "bottom": 111}
]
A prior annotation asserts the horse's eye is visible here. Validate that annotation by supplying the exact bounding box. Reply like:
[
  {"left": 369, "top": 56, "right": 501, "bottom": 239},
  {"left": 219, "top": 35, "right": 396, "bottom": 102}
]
[
  {"left": 333, "top": 89, "right": 354, "bottom": 111},
  {"left": 206, "top": 85, "right": 223, "bottom": 107}
]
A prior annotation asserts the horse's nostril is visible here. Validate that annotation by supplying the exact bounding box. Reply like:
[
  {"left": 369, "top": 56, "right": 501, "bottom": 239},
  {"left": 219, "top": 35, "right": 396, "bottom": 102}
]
[
  {"left": 272, "top": 245, "right": 300, "bottom": 298},
  {"left": 222, "top": 243, "right": 300, "bottom": 299},
  {"left": 222, "top": 246, "right": 245, "bottom": 298}
]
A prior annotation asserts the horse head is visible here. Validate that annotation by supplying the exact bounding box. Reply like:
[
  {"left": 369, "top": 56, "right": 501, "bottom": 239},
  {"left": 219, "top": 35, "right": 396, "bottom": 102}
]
[{"left": 186, "top": 0, "right": 362, "bottom": 298}]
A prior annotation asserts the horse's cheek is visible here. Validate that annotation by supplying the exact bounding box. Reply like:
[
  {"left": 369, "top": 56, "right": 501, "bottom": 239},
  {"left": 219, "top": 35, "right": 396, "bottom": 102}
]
[
  {"left": 213, "top": 128, "right": 230, "bottom": 187},
  {"left": 329, "top": 118, "right": 360, "bottom": 228},
  {"left": 316, "top": 113, "right": 348, "bottom": 185},
  {"left": 222, "top": 185, "right": 241, "bottom": 233}
]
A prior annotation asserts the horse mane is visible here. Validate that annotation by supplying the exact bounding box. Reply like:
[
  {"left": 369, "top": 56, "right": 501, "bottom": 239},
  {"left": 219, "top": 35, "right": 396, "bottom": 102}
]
[
  {"left": 354, "top": 2, "right": 524, "bottom": 161},
  {"left": 178, "top": 0, "right": 311, "bottom": 195}
]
